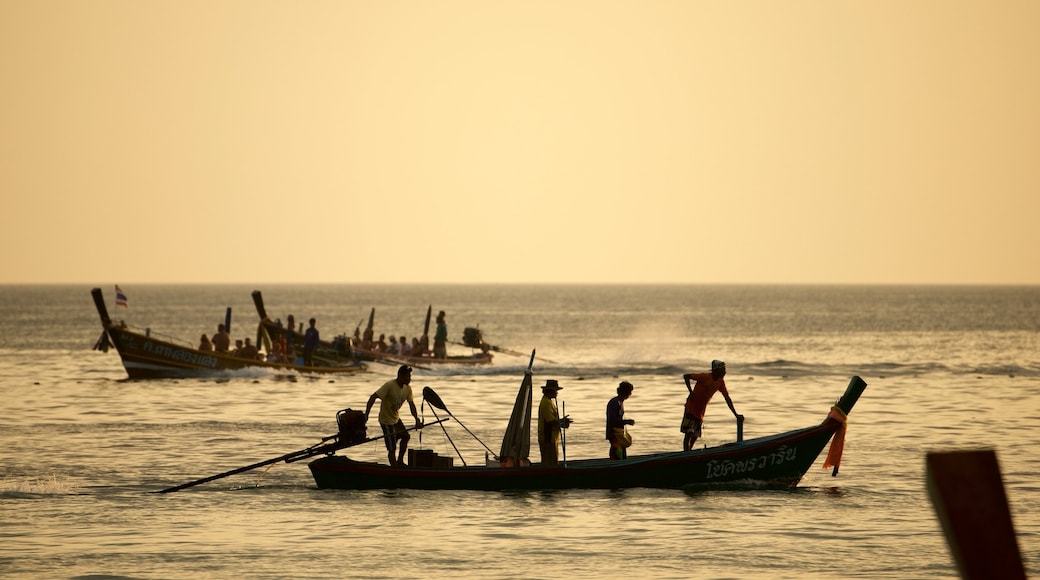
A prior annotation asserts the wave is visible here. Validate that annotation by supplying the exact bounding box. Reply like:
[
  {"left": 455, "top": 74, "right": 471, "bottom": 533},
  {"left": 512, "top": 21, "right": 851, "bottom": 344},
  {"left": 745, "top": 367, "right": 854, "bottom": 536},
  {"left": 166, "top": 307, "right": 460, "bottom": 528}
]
[
  {"left": 0, "top": 473, "right": 76, "bottom": 496},
  {"left": 423, "top": 359, "right": 1040, "bottom": 380}
]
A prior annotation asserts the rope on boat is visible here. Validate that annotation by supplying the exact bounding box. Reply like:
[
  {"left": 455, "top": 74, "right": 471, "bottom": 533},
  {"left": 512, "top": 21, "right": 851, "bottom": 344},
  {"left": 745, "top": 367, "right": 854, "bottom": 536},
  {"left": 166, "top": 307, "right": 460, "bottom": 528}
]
[{"left": 822, "top": 405, "right": 849, "bottom": 476}]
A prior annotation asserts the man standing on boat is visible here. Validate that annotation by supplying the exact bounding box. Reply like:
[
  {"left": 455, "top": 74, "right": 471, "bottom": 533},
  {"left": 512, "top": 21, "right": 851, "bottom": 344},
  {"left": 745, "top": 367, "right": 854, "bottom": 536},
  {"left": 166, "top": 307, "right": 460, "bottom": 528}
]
[
  {"left": 365, "top": 365, "right": 423, "bottom": 467},
  {"left": 682, "top": 360, "right": 742, "bottom": 451},
  {"left": 303, "top": 318, "right": 319, "bottom": 367},
  {"left": 537, "top": 380, "right": 571, "bottom": 466},
  {"left": 212, "top": 323, "right": 231, "bottom": 353},
  {"left": 433, "top": 311, "right": 448, "bottom": 359},
  {"left": 606, "top": 381, "right": 635, "bottom": 460}
]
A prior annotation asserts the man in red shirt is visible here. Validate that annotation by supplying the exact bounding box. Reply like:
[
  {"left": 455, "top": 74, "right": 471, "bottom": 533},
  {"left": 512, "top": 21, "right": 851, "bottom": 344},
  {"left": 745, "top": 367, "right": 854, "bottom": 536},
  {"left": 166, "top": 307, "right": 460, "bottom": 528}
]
[{"left": 681, "top": 360, "right": 743, "bottom": 451}]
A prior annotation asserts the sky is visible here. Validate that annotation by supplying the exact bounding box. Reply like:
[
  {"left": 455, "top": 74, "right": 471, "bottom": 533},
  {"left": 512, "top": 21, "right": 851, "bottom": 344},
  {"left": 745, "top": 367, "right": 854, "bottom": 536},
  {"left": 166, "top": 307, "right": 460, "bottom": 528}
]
[{"left": 2, "top": 1, "right": 1038, "bottom": 285}]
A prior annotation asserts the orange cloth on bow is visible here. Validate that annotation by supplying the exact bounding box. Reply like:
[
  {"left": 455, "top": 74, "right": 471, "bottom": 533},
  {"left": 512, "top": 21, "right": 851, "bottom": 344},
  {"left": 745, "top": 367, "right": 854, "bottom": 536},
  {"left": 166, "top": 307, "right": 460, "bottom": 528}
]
[{"left": 822, "top": 406, "right": 848, "bottom": 473}]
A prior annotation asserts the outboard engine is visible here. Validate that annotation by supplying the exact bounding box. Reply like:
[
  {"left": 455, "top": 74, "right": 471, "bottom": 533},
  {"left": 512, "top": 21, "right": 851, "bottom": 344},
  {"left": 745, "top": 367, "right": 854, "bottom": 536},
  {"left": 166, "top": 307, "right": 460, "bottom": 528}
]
[
  {"left": 336, "top": 408, "right": 367, "bottom": 444},
  {"left": 462, "top": 327, "right": 484, "bottom": 349}
]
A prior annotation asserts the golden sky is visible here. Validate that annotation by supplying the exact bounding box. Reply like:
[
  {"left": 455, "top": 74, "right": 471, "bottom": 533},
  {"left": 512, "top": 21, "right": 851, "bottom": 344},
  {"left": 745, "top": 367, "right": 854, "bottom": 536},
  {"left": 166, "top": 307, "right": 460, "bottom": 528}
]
[{"left": 2, "top": 1, "right": 1037, "bottom": 284}]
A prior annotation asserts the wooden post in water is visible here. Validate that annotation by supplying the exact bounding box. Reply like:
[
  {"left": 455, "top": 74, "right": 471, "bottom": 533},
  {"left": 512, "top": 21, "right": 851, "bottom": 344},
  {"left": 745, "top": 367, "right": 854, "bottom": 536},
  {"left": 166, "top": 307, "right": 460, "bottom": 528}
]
[{"left": 926, "top": 449, "right": 1025, "bottom": 580}]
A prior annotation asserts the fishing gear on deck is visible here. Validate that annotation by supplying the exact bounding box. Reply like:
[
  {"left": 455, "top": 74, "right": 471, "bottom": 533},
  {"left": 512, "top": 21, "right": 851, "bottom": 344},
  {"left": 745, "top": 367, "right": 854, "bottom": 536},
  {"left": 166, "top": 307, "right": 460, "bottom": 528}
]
[{"left": 422, "top": 386, "right": 498, "bottom": 466}]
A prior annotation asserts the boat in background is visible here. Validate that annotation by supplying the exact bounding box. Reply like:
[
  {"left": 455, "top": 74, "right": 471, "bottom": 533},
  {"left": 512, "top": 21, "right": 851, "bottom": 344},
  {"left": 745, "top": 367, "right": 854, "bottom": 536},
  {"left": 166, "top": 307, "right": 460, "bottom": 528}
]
[
  {"left": 308, "top": 361, "right": 868, "bottom": 491},
  {"left": 91, "top": 288, "right": 367, "bottom": 379},
  {"left": 349, "top": 345, "right": 493, "bottom": 367},
  {"left": 251, "top": 290, "right": 493, "bottom": 367}
]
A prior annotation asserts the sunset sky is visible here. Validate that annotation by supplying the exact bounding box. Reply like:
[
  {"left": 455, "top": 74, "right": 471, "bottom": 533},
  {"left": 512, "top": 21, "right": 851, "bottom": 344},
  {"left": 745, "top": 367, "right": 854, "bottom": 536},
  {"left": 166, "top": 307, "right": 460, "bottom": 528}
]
[{"left": 3, "top": 1, "right": 1037, "bottom": 285}]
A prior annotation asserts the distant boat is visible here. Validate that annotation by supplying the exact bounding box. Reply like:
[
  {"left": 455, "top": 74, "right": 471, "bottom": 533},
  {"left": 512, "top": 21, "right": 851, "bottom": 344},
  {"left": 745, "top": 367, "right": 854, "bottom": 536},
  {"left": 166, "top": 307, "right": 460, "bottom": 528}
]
[
  {"left": 91, "top": 288, "right": 367, "bottom": 379},
  {"left": 350, "top": 345, "right": 493, "bottom": 367},
  {"left": 251, "top": 290, "right": 493, "bottom": 367},
  {"left": 308, "top": 365, "right": 868, "bottom": 491}
]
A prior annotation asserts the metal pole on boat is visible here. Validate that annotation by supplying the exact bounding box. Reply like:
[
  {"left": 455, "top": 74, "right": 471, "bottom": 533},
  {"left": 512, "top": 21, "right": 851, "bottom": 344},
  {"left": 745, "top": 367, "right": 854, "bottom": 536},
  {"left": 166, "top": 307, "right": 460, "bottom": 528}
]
[
  {"left": 561, "top": 400, "right": 567, "bottom": 466},
  {"left": 157, "top": 419, "right": 448, "bottom": 493}
]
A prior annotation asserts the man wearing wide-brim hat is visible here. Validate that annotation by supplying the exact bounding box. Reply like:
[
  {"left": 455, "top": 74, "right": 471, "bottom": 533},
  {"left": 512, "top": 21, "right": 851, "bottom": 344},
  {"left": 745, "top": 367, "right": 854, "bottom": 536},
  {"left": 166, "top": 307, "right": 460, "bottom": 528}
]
[{"left": 537, "top": 379, "right": 571, "bottom": 466}]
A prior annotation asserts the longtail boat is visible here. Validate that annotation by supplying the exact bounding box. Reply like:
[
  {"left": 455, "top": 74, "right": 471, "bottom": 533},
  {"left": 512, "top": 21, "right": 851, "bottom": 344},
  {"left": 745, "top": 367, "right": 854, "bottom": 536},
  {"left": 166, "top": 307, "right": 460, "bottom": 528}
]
[
  {"left": 156, "top": 352, "right": 865, "bottom": 493},
  {"left": 251, "top": 290, "right": 493, "bottom": 367},
  {"left": 91, "top": 288, "right": 367, "bottom": 379},
  {"left": 307, "top": 356, "right": 867, "bottom": 491}
]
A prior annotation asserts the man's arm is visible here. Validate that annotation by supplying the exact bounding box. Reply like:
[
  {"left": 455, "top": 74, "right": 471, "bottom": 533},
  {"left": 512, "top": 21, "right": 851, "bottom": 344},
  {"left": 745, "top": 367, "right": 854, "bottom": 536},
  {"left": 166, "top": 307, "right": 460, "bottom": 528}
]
[
  {"left": 722, "top": 392, "right": 742, "bottom": 419},
  {"left": 683, "top": 374, "right": 695, "bottom": 394},
  {"left": 408, "top": 400, "right": 423, "bottom": 427},
  {"left": 365, "top": 392, "right": 379, "bottom": 419}
]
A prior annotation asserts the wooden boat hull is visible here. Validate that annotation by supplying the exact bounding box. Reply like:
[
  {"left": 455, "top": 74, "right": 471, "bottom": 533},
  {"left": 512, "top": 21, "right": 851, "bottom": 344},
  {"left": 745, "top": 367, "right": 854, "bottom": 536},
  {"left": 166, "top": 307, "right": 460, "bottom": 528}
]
[
  {"left": 310, "top": 423, "right": 840, "bottom": 490},
  {"left": 104, "top": 325, "right": 367, "bottom": 379},
  {"left": 92, "top": 289, "right": 367, "bottom": 379},
  {"left": 309, "top": 376, "right": 866, "bottom": 491}
]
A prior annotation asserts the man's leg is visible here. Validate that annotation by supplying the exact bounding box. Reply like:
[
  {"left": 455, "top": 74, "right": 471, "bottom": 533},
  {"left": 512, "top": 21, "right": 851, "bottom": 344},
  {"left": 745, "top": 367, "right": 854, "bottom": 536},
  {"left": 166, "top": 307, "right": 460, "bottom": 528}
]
[
  {"left": 382, "top": 423, "right": 397, "bottom": 466},
  {"left": 688, "top": 419, "right": 702, "bottom": 450},
  {"left": 397, "top": 432, "right": 411, "bottom": 466},
  {"left": 539, "top": 439, "right": 558, "bottom": 466}
]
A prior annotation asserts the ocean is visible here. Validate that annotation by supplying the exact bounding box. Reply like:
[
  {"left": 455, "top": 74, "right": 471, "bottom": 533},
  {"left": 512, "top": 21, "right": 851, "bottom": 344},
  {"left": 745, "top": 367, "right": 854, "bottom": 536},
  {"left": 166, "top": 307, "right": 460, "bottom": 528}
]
[{"left": 1, "top": 284, "right": 1037, "bottom": 579}]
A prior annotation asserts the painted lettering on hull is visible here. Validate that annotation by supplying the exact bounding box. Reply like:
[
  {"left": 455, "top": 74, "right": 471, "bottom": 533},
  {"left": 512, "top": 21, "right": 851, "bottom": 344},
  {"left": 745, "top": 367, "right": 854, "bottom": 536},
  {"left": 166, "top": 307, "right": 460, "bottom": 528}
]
[
  {"left": 705, "top": 445, "right": 798, "bottom": 479},
  {"left": 142, "top": 339, "right": 219, "bottom": 369}
]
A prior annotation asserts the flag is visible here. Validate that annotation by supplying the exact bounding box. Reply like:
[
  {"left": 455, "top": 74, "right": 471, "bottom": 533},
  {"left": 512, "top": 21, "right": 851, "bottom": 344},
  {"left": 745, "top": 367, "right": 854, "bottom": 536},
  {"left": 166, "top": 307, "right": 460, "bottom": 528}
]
[{"left": 115, "top": 285, "right": 128, "bottom": 308}]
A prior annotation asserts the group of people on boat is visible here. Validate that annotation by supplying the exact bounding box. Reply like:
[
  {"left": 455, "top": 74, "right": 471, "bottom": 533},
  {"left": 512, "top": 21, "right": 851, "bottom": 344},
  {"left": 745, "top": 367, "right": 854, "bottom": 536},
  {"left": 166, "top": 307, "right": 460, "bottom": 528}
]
[
  {"left": 264, "top": 314, "right": 322, "bottom": 365},
  {"left": 197, "top": 324, "right": 234, "bottom": 356},
  {"left": 355, "top": 309, "right": 450, "bottom": 360},
  {"left": 198, "top": 316, "right": 321, "bottom": 366},
  {"left": 537, "top": 359, "right": 740, "bottom": 465},
  {"left": 361, "top": 359, "right": 742, "bottom": 468},
  {"left": 363, "top": 333, "right": 428, "bottom": 358}
]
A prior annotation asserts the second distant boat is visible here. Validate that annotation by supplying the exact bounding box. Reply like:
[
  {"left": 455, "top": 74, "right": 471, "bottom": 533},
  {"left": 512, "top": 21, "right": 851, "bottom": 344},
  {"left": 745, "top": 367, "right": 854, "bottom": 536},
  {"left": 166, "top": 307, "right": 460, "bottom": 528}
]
[{"left": 251, "top": 290, "right": 493, "bottom": 368}]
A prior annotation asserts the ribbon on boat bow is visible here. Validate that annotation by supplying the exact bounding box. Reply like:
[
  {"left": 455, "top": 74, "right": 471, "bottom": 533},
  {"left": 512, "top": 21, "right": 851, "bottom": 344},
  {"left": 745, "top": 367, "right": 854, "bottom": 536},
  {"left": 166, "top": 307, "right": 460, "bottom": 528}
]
[{"left": 822, "top": 405, "right": 848, "bottom": 476}]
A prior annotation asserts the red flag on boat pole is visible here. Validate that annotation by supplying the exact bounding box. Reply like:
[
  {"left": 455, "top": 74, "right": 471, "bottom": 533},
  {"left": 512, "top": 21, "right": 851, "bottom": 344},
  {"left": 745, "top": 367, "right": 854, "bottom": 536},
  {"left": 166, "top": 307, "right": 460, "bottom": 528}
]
[{"left": 115, "top": 285, "right": 128, "bottom": 308}]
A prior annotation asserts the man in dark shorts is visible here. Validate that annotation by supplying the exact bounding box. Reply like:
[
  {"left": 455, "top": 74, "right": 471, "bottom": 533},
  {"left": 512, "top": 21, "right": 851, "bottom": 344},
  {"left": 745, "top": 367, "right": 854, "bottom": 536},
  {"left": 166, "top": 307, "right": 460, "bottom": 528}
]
[
  {"left": 606, "top": 381, "right": 635, "bottom": 460},
  {"left": 681, "top": 360, "right": 742, "bottom": 451},
  {"left": 365, "top": 365, "right": 423, "bottom": 466}
]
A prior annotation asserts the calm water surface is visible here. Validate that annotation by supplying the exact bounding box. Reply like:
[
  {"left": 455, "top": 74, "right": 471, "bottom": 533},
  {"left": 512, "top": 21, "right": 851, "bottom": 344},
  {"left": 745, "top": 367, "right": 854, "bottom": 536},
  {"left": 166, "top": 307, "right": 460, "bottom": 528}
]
[{"left": 1, "top": 284, "right": 1038, "bottom": 579}]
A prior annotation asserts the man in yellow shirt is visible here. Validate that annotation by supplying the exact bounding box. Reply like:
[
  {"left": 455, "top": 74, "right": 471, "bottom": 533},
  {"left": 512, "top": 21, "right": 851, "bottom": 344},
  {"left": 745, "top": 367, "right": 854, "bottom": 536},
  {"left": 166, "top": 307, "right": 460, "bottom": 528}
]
[
  {"left": 365, "top": 365, "right": 423, "bottom": 467},
  {"left": 537, "top": 379, "right": 571, "bottom": 466}
]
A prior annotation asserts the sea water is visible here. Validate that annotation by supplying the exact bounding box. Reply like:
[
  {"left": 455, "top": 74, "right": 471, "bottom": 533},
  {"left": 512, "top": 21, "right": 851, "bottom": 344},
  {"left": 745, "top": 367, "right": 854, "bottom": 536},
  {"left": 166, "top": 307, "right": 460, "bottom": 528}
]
[{"left": 1, "top": 284, "right": 1038, "bottom": 579}]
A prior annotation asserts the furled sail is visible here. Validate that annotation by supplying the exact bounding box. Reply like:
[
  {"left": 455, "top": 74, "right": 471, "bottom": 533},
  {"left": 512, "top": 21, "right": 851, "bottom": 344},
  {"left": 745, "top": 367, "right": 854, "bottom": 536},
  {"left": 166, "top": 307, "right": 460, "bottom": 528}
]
[{"left": 498, "top": 351, "right": 536, "bottom": 466}]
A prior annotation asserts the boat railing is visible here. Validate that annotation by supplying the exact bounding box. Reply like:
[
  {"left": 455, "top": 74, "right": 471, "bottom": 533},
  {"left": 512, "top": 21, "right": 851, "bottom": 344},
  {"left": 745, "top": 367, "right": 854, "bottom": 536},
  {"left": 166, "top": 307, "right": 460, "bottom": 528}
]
[{"left": 115, "top": 322, "right": 196, "bottom": 350}]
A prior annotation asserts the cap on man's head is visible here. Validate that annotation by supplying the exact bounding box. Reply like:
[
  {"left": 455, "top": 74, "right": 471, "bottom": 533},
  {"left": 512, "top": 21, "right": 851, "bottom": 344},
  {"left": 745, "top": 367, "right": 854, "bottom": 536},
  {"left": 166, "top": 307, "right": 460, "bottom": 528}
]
[
  {"left": 711, "top": 360, "right": 726, "bottom": 372},
  {"left": 543, "top": 379, "right": 561, "bottom": 391},
  {"left": 398, "top": 364, "right": 412, "bottom": 375}
]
